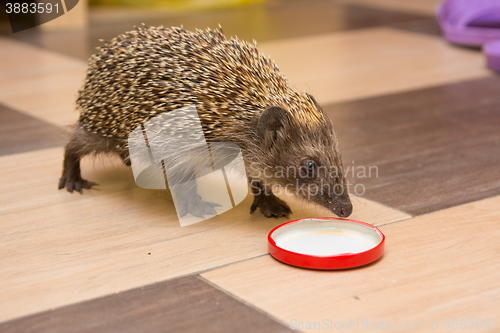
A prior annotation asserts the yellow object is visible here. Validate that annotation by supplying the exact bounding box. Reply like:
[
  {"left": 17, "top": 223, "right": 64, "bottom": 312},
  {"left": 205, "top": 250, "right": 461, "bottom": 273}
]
[{"left": 89, "top": 0, "right": 264, "bottom": 11}]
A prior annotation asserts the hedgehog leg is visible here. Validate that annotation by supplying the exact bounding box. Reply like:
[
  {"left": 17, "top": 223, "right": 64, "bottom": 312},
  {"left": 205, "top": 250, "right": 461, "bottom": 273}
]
[
  {"left": 58, "top": 131, "right": 98, "bottom": 194},
  {"left": 172, "top": 173, "right": 222, "bottom": 219},
  {"left": 249, "top": 179, "right": 292, "bottom": 218}
]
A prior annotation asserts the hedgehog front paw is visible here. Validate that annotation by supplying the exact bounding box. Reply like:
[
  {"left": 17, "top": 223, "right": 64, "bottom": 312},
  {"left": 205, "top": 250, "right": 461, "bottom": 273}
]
[
  {"left": 250, "top": 193, "right": 292, "bottom": 218},
  {"left": 177, "top": 194, "right": 222, "bottom": 219},
  {"left": 58, "top": 175, "right": 98, "bottom": 194}
]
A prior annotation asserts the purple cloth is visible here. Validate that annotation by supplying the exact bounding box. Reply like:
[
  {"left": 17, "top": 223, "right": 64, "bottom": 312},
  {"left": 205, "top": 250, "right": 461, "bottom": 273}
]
[
  {"left": 484, "top": 39, "right": 500, "bottom": 71},
  {"left": 437, "top": 0, "right": 500, "bottom": 46}
]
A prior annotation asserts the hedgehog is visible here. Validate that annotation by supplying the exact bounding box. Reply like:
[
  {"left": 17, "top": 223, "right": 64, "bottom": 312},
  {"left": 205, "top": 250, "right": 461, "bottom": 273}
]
[{"left": 58, "top": 25, "right": 353, "bottom": 219}]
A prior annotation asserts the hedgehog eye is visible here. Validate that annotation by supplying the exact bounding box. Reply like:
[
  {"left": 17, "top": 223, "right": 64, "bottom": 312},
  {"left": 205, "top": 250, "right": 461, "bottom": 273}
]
[{"left": 304, "top": 160, "right": 316, "bottom": 174}]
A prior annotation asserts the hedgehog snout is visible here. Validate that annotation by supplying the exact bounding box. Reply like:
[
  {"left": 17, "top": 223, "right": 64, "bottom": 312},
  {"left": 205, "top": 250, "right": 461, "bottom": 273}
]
[{"left": 331, "top": 196, "right": 353, "bottom": 218}]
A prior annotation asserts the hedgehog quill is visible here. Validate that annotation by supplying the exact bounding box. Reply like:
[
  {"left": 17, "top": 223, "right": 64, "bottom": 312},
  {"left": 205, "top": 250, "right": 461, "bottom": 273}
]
[{"left": 59, "top": 25, "right": 353, "bottom": 218}]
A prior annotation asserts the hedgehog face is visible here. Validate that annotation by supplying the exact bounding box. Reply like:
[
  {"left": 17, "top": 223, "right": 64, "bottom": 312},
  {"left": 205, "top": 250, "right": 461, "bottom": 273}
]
[
  {"left": 272, "top": 142, "right": 353, "bottom": 218},
  {"left": 291, "top": 157, "right": 353, "bottom": 218},
  {"left": 254, "top": 104, "right": 353, "bottom": 218}
]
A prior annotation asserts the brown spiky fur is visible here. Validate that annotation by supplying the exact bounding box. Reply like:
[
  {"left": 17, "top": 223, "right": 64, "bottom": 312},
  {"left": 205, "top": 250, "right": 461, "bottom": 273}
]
[{"left": 59, "top": 25, "right": 353, "bottom": 218}]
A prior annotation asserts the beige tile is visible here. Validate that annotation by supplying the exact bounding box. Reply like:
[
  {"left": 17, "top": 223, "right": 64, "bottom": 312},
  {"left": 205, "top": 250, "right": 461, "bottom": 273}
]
[
  {"left": 202, "top": 196, "right": 500, "bottom": 332},
  {"left": 342, "top": 0, "right": 441, "bottom": 15},
  {"left": 0, "top": 147, "right": 408, "bottom": 322},
  {"left": 0, "top": 37, "right": 85, "bottom": 79},
  {"left": 88, "top": 5, "right": 169, "bottom": 25},
  {"left": 258, "top": 28, "right": 492, "bottom": 105},
  {"left": 0, "top": 67, "right": 86, "bottom": 127},
  {"left": 0, "top": 37, "right": 86, "bottom": 126},
  {"left": 0, "top": 67, "right": 86, "bottom": 97}
]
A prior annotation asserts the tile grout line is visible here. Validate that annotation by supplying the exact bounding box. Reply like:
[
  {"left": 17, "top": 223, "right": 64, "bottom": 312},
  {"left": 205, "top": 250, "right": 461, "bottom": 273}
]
[
  {"left": 322, "top": 73, "right": 496, "bottom": 107},
  {"left": 197, "top": 274, "right": 302, "bottom": 333},
  {"left": 377, "top": 217, "right": 413, "bottom": 228},
  {"left": 0, "top": 252, "right": 273, "bottom": 325},
  {"left": 173, "top": 253, "right": 271, "bottom": 281},
  {"left": 0, "top": 35, "right": 87, "bottom": 65},
  {"left": 377, "top": 193, "right": 500, "bottom": 228},
  {"left": 351, "top": 194, "right": 414, "bottom": 219},
  {"left": 340, "top": 1, "right": 437, "bottom": 16},
  {"left": 404, "top": 193, "right": 500, "bottom": 220}
]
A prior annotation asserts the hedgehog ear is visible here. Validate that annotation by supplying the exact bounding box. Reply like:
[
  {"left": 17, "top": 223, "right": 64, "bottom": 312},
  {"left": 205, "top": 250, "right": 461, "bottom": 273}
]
[{"left": 257, "top": 106, "right": 289, "bottom": 145}]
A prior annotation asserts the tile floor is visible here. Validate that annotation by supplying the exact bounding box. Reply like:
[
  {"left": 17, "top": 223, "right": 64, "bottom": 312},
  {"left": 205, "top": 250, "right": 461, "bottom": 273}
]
[{"left": 0, "top": 0, "right": 498, "bottom": 332}]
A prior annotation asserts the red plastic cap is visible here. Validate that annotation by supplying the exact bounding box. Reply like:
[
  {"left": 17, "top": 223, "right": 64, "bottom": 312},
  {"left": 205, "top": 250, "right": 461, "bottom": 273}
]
[{"left": 268, "top": 218, "right": 385, "bottom": 270}]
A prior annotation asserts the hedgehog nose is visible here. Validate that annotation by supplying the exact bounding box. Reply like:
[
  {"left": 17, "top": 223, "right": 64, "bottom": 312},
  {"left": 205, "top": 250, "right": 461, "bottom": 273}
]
[{"left": 335, "top": 200, "right": 353, "bottom": 218}]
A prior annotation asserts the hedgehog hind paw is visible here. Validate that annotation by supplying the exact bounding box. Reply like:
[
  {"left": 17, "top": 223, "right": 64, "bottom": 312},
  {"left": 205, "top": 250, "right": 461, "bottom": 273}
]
[
  {"left": 250, "top": 193, "right": 292, "bottom": 218},
  {"left": 177, "top": 196, "right": 222, "bottom": 219},
  {"left": 58, "top": 176, "right": 98, "bottom": 194},
  {"left": 191, "top": 201, "right": 221, "bottom": 218}
]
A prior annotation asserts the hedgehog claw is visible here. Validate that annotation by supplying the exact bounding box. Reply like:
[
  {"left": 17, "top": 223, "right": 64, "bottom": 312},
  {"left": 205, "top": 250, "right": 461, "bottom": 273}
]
[
  {"left": 176, "top": 194, "right": 221, "bottom": 219},
  {"left": 59, "top": 176, "right": 98, "bottom": 194},
  {"left": 251, "top": 192, "right": 292, "bottom": 218}
]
